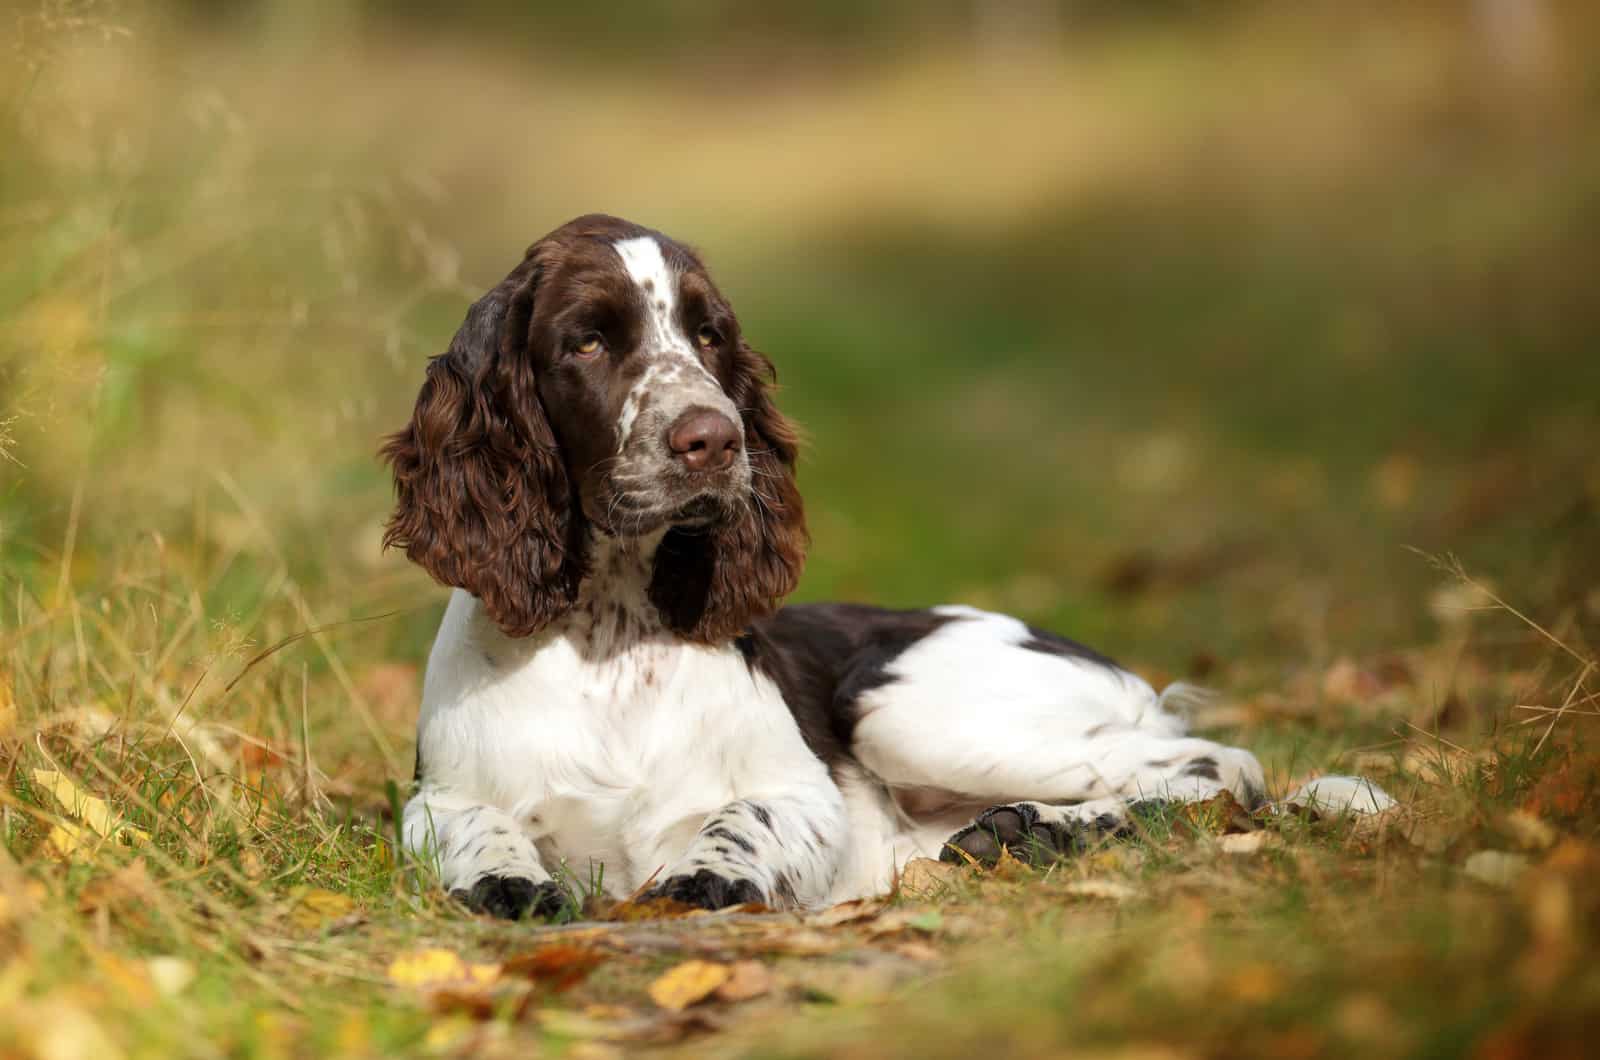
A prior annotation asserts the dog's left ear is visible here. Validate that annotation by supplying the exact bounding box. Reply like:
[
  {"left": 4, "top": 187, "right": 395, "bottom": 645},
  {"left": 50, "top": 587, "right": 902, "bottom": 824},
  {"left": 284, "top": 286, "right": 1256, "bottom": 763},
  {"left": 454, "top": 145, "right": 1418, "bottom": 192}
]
[{"left": 650, "top": 341, "right": 807, "bottom": 642}]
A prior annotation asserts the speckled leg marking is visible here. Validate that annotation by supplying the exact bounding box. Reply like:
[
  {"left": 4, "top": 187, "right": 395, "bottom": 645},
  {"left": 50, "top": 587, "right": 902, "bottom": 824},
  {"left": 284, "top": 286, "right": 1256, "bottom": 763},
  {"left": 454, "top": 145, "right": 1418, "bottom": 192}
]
[{"left": 645, "top": 796, "right": 842, "bottom": 911}]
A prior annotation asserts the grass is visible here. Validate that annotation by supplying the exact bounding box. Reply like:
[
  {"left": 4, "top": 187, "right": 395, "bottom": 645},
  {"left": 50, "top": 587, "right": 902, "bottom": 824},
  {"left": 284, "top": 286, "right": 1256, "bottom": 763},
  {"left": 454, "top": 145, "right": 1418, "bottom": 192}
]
[{"left": 1, "top": 2, "right": 1598, "bottom": 1056}]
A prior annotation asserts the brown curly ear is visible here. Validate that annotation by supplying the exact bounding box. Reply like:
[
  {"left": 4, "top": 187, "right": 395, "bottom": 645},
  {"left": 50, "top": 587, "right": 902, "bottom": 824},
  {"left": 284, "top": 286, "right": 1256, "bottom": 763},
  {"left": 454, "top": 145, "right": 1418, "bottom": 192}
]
[
  {"left": 650, "top": 342, "right": 807, "bottom": 643},
  {"left": 380, "top": 251, "right": 585, "bottom": 636}
]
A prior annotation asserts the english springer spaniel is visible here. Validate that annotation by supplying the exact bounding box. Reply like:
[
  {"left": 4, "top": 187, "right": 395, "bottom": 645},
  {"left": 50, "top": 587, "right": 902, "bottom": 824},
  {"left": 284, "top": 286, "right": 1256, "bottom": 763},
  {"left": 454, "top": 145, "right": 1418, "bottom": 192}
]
[{"left": 382, "top": 214, "right": 1268, "bottom": 919}]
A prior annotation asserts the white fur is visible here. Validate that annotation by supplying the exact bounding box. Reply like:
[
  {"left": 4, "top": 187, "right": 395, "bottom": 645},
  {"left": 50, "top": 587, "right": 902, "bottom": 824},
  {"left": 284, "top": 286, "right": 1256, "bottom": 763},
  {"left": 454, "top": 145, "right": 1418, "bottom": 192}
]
[
  {"left": 406, "top": 573, "right": 1269, "bottom": 906},
  {"left": 405, "top": 535, "right": 845, "bottom": 907}
]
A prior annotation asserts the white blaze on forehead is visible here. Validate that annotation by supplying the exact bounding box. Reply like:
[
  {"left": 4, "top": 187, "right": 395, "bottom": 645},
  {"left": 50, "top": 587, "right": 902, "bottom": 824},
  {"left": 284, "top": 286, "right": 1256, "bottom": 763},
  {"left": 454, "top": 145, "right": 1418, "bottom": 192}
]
[
  {"left": 612, "top": 236, "right": 683, "bottom": 350},
  {"left": 611, "top": 235, "right": 723, "bottom": 453}
]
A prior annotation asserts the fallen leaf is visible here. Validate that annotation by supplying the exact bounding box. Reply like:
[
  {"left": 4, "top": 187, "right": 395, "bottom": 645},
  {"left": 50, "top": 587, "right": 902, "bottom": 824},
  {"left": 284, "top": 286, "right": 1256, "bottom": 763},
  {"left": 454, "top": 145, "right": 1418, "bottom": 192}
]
[
  {"left": 891, "top": 941, "right": 942, "bottom": 962},
  {"left": 32, "top": 769, "right": 150, "bottom": 854},
  {"left": 989, "top": 846, "right": 1033, "bottom": 881},
  {"left": 601, "top": 896, "right": 702, "bottom": 922},
  {"left": 866, "top": 908, "right": 943, "bottom": 938},
  {"left": 1218, "top": 832, "right": 1279, "bottom": 856},
  {"left": 21, "top": 998, "right": 125, "bottom": 1060},
  {"left": 713, "top": 960, "right": 774, "bottom": 1003},
  {"left": 1520, "top": 758, "right": 1595, "bottom": 820},
  {"left": 771, "top": 930, "right": 839, "bottom": 956},
  {"left": 502, "top": 944, "right": 606, "bottom": 992},
  {"left": 898, "top": 857, "right": 961, "bottom": 897},
  {"left": 1177, "top": 790, "right": 1257, "bottom": 835},
  {"left": 648, "top": 960, "right": 732, "bottom": 1011},
  {"left": 807, "top": 897, "right": 884, "bottom": 928},
  {"left": 1500, "top": 810, "right": 1557, "bottom": 851},
  {"left": 388, "top": 948, "right": 501, "bottom": 992},
  {"left": 0, "top": 670, "right": 16, "bottom": 743},
  {"left": 1463, "top": 850, "right": 1529, "bottom": 888},
  {"left": 145, "top": 956, "right": 196, "bottom": 997},
  {"left": 287, "top": 888, "right": 361, "bottom": 932},
  {"left": 1063, "top": 879, "right": 1138, "bottom": 902}
]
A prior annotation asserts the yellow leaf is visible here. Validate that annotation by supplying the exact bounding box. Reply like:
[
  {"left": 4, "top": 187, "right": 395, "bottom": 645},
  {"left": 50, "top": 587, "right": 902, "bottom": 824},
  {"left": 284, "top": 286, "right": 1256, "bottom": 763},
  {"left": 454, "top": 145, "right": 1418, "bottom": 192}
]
[
  {"left": 32, "top": 769, "right": 149, "bottom": 853},
  {"left": 647, "top": 960, "right": 731, "bottom": 1011},
  {"left": 34, "top": 770, "right": 117, "bottom": 837},
  {"left": 145, "top": 956, "right": 196, "bottom": 998},
  {"left": 47, "top": 820, "right": 91, "bottom": 860},
  {"left": 22, "top": 998, "right": 125, "bottom": 1060},
  {"left": 0, "top": 670, "right": 16, "bottom": 743},
  {"left": 387, "top": 948, "right": 500, "bottom": 991},
  {"left": 287, "top": 887, "right": 359, "bottom": 932}
]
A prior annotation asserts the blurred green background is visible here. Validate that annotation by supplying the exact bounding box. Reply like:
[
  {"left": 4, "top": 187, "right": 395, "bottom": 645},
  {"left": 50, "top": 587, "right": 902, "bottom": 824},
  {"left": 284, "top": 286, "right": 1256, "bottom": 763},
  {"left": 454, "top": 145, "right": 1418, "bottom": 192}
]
[{"left": 3, "top": 0, "right": 1597, "bottom": 699}]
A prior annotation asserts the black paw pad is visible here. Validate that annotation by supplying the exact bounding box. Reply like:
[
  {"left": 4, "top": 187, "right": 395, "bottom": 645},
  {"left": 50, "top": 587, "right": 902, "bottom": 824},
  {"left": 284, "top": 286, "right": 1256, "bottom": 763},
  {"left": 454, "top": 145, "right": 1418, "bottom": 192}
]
[
  {"left": 647, "top": 869, "right": 764, "bottom": 910},
  {"left": 942, "top": 803, "right": 1118, "bottom": 867},
  {"left": 451, "top": 875, "right": 567, "bottom": 920}
]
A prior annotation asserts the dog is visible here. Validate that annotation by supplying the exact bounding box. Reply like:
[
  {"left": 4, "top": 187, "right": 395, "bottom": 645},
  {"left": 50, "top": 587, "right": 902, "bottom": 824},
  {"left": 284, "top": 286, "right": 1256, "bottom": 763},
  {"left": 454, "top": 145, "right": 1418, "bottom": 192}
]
[{"left": 382, "top": 214, "right": 1272, "bottom": 919}]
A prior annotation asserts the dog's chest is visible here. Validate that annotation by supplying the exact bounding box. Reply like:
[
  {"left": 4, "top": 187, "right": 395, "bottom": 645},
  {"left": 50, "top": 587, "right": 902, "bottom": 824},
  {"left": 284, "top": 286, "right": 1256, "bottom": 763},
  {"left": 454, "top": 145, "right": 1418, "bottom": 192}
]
[{"left": 420, "top": 603, "right": 782, "bottom": 889}]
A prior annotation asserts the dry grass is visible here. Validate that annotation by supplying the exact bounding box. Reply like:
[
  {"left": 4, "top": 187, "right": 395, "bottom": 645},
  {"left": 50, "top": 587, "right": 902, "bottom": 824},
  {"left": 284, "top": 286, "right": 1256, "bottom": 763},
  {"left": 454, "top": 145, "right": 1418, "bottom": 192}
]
[{"left": 1, "top": 3, "right": 1598, "bottom": 1057}]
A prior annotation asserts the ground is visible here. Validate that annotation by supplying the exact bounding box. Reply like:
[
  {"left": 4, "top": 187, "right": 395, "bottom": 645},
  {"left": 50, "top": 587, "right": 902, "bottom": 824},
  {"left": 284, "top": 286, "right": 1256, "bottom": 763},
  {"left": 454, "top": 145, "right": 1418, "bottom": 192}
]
[{"left": 1, "top": 3, "right": 1597, "bottom": 1057}]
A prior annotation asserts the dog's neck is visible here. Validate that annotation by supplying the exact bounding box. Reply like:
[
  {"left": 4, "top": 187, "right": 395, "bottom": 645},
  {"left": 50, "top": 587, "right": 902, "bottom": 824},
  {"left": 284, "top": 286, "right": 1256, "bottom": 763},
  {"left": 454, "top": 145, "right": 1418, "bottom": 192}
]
[{"left": 558, "top": 528, "right": 673, "bottom": 660}]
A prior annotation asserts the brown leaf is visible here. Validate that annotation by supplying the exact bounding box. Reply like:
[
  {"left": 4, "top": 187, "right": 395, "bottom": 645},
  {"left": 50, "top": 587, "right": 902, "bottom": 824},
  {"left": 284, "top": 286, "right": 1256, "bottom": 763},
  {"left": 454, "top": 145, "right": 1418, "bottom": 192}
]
[
  {"left": 502, "top": 944, "right": 606, "bottom": 992},
  {"left": 1521, "top": 758, "right": 1595, "bottom": 820},
  {"left": 807, "top": 897, "right": 885, "bottom": 928},
  {"left": 601, "top": 896, "right": 703, "bottom": 922},
  {"left": 867, "top": 909, "right": 943, "bottom": 937},
  {"left": 897, "top": 857, "right": 961, "bottom": 898},
  {"left": 648, "top": 960, "right": 731, "bottom": 1011},
  {"left": 713, "top": 960, "right": 773, "bottom": 1003},
  {"left": 770, "top": 930, "right": 840, "bottom": 956},
  {"left": 1177, "top": 790, "right": 1255, "bottom": 835}
]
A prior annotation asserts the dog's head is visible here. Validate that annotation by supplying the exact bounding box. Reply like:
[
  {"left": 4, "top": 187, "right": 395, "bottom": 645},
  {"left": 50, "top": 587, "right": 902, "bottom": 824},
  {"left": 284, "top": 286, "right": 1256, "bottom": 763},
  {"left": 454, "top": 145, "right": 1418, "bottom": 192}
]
[{"left": 381, "top": 214, "right": 806, "bottom": 642}]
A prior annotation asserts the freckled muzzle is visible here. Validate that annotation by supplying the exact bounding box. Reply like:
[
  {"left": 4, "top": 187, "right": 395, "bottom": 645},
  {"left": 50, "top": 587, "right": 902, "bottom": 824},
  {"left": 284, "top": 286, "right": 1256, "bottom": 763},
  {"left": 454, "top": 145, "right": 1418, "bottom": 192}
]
[{"left": 603, "top": 360, "right": 750, "bottom": 534}]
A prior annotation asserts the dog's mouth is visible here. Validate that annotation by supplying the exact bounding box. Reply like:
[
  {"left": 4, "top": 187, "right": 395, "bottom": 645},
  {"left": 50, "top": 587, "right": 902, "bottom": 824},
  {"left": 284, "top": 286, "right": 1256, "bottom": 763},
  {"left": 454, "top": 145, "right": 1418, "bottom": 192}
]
[
  {"left": 594, "top": 484, "right": 741, "bottom": 537},
  {"left": 667, "top": 495, "right": 725, "bottom": 527}
]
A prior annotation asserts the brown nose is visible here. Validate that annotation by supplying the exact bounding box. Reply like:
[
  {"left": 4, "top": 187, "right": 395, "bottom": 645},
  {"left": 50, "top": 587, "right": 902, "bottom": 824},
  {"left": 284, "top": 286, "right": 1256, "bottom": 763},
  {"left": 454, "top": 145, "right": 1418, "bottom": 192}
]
[{"left": 667, "top": 408, "right": 742, "bottom": 473}]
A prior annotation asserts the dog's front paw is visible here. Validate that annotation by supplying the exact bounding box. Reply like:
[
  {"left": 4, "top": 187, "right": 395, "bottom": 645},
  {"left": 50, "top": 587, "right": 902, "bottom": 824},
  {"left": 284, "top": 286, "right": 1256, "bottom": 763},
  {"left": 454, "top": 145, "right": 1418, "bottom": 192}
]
[
  {"left": 451, "top": 874, "right": 568, "bottom": 920},
  {"left": 647, "top": 869, "right": 764, "bottom": 910}
]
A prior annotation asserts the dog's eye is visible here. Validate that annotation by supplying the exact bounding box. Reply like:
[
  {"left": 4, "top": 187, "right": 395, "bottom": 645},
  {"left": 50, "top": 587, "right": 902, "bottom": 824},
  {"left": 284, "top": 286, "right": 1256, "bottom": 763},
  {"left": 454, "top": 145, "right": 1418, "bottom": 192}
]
[
  {"left": 696, "top": 324, "right": 721, "bottom": 349},
  {"left": 573, "top": 334, "right": 604, "bottom": 358}
]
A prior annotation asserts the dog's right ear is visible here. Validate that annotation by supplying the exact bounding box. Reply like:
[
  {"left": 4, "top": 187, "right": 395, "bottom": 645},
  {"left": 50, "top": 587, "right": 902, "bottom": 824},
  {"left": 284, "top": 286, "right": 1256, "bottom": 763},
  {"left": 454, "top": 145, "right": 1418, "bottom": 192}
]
[{"left": 380, "top": 248, "right": 584, "bottom": 636}]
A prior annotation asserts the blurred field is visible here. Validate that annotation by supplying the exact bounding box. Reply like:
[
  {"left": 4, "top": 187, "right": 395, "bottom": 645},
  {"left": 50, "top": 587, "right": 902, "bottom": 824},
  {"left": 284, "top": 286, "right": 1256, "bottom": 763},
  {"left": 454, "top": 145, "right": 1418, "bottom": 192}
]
[{"left": 1, "top": 2, "right": 1598, "bottom": 1057}]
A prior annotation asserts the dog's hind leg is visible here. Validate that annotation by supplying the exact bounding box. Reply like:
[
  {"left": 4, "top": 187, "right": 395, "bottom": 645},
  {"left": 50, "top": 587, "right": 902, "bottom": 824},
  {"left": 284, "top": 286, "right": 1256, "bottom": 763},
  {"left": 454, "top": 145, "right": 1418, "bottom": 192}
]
[{"left": 839, "top": 607, "right": 1264, "bottom": 864}]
